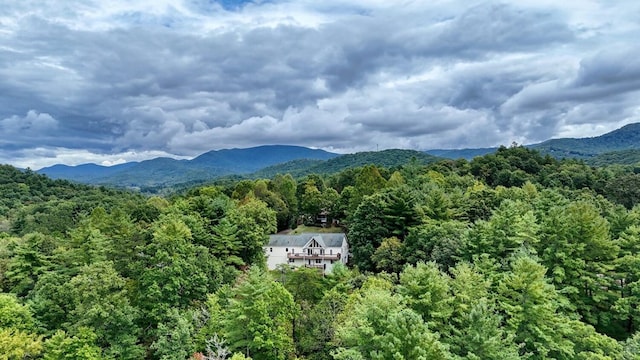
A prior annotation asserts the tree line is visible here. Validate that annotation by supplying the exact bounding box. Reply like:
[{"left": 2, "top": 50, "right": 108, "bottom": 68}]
[{"left": 2, "top": 146, "right": 640, "bottom": 358}]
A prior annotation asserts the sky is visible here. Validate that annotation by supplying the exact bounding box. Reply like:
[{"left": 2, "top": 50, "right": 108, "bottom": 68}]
[{"left": 1, "top": 0, "right": 640, "bottom": 169}]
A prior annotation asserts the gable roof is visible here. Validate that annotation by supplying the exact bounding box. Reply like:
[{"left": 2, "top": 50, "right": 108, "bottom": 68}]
[{"left": 268, "top": 233, "right": 346, "bottom": 248}]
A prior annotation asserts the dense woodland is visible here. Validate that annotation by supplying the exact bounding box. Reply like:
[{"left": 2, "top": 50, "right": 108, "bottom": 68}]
[{"left": 4, "top": 146, "right": 640, "bottom": 359}]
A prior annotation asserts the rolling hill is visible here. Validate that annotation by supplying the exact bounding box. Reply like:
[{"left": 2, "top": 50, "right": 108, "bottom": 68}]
[
  {"left": 35, "top": 122, "right": 640, "bottom": 189},
  {"left": 252, "top": 149, "right": 441, "bottom": 178},
  {"left": 38, "top": 145, "right": 339, "bottom": 188},
  {"left": 585, "top": 149, "right": 640, "bottom": 167},
  {"left": 530, "top": 123, "right": 640, "bottom": 159},
  {"left": 426, "top": 123, "right": 640, "bottom": 163},
  {"left": 38, "top": 162, "right": 139, "bottom": 182},
  {"left": 424, "top": 147, "right": 498, "bottom": 160}
]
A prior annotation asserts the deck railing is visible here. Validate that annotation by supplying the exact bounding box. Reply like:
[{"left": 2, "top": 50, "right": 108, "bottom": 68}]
[{"left": 287, "top": 253, "right": 341, "bottom": 260}]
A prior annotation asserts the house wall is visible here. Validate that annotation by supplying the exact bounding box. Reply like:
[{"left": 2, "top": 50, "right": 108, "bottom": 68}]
[
  {"left": 265, "top": 245, "right": 291, "bottom": 270},
  {"left": 340, "top": 238, "right": 349, "bottom": 265},
  {"left": 265, "top": 245, "right": 345, "bottom": 273}
]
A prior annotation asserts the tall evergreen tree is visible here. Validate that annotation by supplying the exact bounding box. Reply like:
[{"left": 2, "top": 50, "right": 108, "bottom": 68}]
[{"left": 223, "top": 268, "right": 295, "bottom": 360}]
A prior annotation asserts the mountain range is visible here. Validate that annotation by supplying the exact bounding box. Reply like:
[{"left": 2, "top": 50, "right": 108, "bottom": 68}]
[
  {"left": 426, "top": 123, "right": 640, "bottom": 160},
  {"left": 37, "top": 123, "right": 640, "bottom": 189},
  {"left": 530, "top": 122, "right": 640, "bottom": 159},
  {"left": 39, "top": 145, "right": 339, "bottom": 189}
]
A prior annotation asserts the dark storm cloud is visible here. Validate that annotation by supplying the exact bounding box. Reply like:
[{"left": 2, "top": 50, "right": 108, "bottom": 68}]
[
  {"left": 1, "top": 0, "right": 639, "bottom": 168},
  {"left": 498, "top": 45, "right": 640, "bottom": 141},
  {"left": 429, "top": 3, "right": 573, "bottom": 55}
]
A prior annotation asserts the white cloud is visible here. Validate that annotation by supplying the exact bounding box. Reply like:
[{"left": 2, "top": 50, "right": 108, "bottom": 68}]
[
  {"left": 1, "top": 0, "right": 640, "bottom": 168},
  {"left": 1, "top": 110, "right": 58, "bottom": 133},
  {"left": 0, "top": 147, "right": 190, "bottom": 170}
]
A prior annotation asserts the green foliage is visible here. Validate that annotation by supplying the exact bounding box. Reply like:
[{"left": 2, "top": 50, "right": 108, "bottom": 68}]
[
  {"left": 43, "top": 328, "right": 103, "bottom": 360},
  {"left": 222, "top": 268, "right": 295, "bottom": 360},
  {"left": 4, "top": 232, "right": 56, "bottom": 296},
  {"left": 449, "top": 299, "right": 520, "bottom": 360},
  {"left": 604, "top": 173, "right": 640, "bottom": 209},
  {"left": 466, "top": 200, "right": 539, "bottom": 261},
  {"left": 334, "top": 281, "right": 450, "bottom": 360},
  {"left": 282, "top": 266, "right": 327, "bottom": 305},
  {"left": 348, "top": 187, "right": 420, "bottom": 271},
  {"left": 497, "top": 254, "right": 575, "bottom": 359},
  {"left": 300, "top": 179, "right": 324, "bottom": 222},
  {"left": 135, "top": 214, "right": 221, "bottom": 325},
  {"left": 588, "top": 149, "right": 640, "bottom": 166},
  {"left": 256, "top": 149, "right": 440, "bottom": 180},
  {"left": 296, "top": 288, "right": 348, "bottom": 359},
  {"left": 403, "top": 220, "right": 467, "bottom": 269},
  {"left": 0, "top": 328, "right": 42, "bottom": 360},
  {"left": 151, "top": 309, "right": 195, "bottom": 360},
  {"left": 538, "top": 201, "right": 619, "bottom": 329},
  {"left": 6, "top": 139, "right": 640, "bottom": 359},
  {"left": 344, "top": 193, "right": 391, "bottom": 271},
  {"left": 371, "top": 237, "right": 404, "bottom": 274},
  {"left": 397, "top": 262, "right": 453, "bottom": 328},
  {"left": 0, "top": 293, "right": 36, "bottom": 331},
  {"left": 532, "top": 123, "right": 640, "bottom": 159},
  {"left": 622, "top": 332, "right": 640, "bottom": 360},
  {"left": 229, "top": 198, "right": 277, "bottom": 265},
  {"left": 65, "top": 262, "right": 143, "bottom": 358}
]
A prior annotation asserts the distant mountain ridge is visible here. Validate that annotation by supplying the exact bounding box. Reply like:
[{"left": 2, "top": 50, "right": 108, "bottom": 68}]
[
  {"left": 427, "top": 123, "right": 640, "bottom": 161},
  {"left": 38, "top": 147, "right": 440, "bottom": 189},
  {"left": 530, "top": 123, "right": 640, "bottom": 159},
  {"left": 252, "top": 149, "right": 440, "bottom": 178},
  {"left": 36, "top": 122, "right": 640, "bottom": 189},
  {"left": 39, "top": 162, "right": 140, "bottom": 183},
  {"left": 38, "top": 145, "right": 339, "bottom": 188},
  {"left": 424, "top": 147, "right": 497, "bottom": 160}
]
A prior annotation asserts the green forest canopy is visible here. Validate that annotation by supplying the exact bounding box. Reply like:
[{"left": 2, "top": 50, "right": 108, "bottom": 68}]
[{"left": 3, "top": 147, "right": 640, "bottom": 359}]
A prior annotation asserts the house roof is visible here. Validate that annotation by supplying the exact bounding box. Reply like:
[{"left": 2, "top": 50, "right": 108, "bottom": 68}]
[{"left": 268, "top": 233, "right": 346, "bottom": 248}]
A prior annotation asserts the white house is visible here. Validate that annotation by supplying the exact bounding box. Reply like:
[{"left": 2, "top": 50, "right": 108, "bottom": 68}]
[{"left": 265, "top": 233, "right": 349, "bottom": 273}]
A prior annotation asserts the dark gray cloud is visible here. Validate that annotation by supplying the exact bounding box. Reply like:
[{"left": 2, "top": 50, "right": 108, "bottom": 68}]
[
  {"left": 0, "top": 0, "right": 639, "bottom": 168},
  {"left": 433, "top": 3, "right": 573, "bottom": 53}
]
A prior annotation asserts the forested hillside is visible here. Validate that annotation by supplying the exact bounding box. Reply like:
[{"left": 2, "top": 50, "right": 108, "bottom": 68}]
[
  {"left": 3, "top": 146, "right": 640, "bottom": 359},
  {"left": 38, "top": 145, "right": 339, "bottom": 188},
  {"left": 252, "top": 149, "right": 440, "bottom": 178},
  {"left": 427, "top": 123, "right": 640, "bottom": 163},
  {"left": 531, "top": 123, "right": 640, "bottom": 159},
  {"left": 587, "top": 149, "right": 640, "bottom": 167}
]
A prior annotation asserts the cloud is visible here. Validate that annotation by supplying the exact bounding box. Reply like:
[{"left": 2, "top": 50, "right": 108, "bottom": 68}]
[
  {"left": 498, "top": 45, "right": 640, "bottom": 141},
  {"left": 1, "top": 110, "right": 58, "bottom": 133},
  {"left": 0, "top": 0, "right": 640, "bottom": 168},
  {"left": 0, "top": 147, "right": 190, "bottom": 170},
  {"left": 425, "top": 2, "right": 573, "bottom": 55}
]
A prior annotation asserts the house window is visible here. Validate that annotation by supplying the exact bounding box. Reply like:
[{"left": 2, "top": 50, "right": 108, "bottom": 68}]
[
  {"left": 270, "top": 248, "right": 272, "bottom": 252},
  {"left": 289, "top": 258, "right": 294, "bottom": 263},
  {"left": 315, "top": 259, "right": 322, "bottom": 264},
  {"left": 320, "top": 249, "right": 324, "bottom": 255},
  {"left": 286, "top": 248, "right": 288, "bottom": 252},
  {"left": 330, "top": 249, "right": 332, "bottom": 255}
]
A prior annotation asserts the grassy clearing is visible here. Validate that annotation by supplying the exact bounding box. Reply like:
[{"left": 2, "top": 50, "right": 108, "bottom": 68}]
[{"left": 289, "top": 225, "right": 344, "bottom": 234}]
